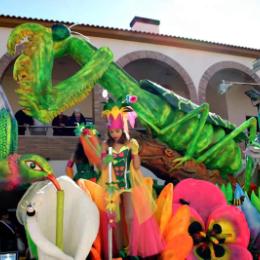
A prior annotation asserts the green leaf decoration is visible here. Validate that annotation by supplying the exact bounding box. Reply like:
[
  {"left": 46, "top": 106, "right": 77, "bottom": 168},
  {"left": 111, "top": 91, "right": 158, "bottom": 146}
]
[
  {"left": 74, "top": 123, "right": 86, "bottom": 136},
  {"left": 220, "top": 183, "right": 234, "bottom": 204},
  {"left": 220, "top": 184, "right": 227, "bottom": 198},
  {"left": 251, "top": 191, "right": 260, "bottom": 213},
  {"left": 226, "top": 182, "right": 233, "bottom": 204}
]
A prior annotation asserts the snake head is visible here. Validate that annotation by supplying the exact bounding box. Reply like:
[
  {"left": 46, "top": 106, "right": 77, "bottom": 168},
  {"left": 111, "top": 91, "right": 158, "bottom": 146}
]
[
  {"left": 18, "top": 154, "right": 61, "bottom": 190},
  {"left": 18, "top": 154, "right": 53, "bottom": 181}
]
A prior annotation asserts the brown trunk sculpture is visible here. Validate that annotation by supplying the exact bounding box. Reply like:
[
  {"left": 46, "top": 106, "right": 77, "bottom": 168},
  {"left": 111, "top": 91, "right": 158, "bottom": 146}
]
[{"left": 133, "top": 133, "right": 237, "bottom": 185}]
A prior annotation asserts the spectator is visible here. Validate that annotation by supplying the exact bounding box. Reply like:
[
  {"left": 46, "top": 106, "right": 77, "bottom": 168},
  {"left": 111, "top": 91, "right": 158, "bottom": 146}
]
[
  {"left": 52, "top": 112, "right": 69, "bottom": 136},
  {"left": 67, "top": 109, "right": 86, "bottom": 136},
  {"left": 16, "top": 229, "right": 26, "bottom": 256},
  {"left": 0, "top": 211, "right": 17, "bottom": 252},
  {"left": 15, "top": 109, "right": 34, "bottom": 135}
]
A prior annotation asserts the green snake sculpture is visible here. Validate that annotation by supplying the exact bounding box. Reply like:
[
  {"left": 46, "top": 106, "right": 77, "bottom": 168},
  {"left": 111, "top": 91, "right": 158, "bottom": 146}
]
[
  {"left": 6, "top": 23, "right": 257, "bottom": 188},
  {"left": 0, "top": 102, "right": 60, "bottom": 190}
]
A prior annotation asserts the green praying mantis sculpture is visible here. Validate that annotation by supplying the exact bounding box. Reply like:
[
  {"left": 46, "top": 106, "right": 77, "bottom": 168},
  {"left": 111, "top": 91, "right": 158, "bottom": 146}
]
[{"left": 6, "top": 23, "right": 258, "bottom": 189}]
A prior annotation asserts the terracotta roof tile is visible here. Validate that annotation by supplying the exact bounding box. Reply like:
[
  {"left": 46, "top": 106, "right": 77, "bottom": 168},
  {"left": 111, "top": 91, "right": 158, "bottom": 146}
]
[{"left": 0, "top": 14, "right": 259, "bottom": 52}]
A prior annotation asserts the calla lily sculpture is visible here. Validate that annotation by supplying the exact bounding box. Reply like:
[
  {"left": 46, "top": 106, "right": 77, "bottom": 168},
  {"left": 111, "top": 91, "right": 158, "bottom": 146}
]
[{"left": 17, "top": 176, "right": 99, "bottom": 260}]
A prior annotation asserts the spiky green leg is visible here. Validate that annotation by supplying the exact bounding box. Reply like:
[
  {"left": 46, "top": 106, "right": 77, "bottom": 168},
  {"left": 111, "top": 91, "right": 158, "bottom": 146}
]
[
  {"left": 172, "top": 103, "right": 209, "bottom": 168},
  {"left": 197, "top": 117, "right": 257, "bottom": 188},
  {"left": 141, "top": 103, "right": 209, "bottom": 168},
  {"left": 29, "top": 47, "right": 113, "bottom": 123},
  {"left": 0, "top": 108, "right": 18, "bottom": 159},
  {"left": 197, "top": 117, "right": 257, "bottom": 163},
  {"left": 244, "top": 156, "right": 254, "bottom": 192}
]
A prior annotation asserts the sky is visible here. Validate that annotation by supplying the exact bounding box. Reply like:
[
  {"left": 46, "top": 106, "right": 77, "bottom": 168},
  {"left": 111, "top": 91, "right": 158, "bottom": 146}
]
[{"left": 1, "top": 0, "right": 260, "bottom": 49}]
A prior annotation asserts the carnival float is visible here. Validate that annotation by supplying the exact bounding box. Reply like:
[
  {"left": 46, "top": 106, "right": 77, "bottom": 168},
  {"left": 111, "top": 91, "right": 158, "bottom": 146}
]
[{"left": 0, "top": 22, "right": 260, "bottom": 259}]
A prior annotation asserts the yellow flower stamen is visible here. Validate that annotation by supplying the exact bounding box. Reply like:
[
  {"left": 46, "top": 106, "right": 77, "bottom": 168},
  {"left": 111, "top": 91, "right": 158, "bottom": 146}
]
[
  {"left": 210, "top": 236, "right": 219, "bottom": 245},
  {"left": 199, "top": 231, "right": 206, "bottom": 238}
]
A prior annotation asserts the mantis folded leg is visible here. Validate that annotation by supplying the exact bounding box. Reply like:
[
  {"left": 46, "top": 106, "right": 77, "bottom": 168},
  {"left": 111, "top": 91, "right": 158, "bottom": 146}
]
[
  {"left": 140, "top": 103, "right": 209, "bottom": 167},
  {"left": 197, "top": 117, "right": 257, "bottom": 190},
  {"left": 197, "top": 118, "right": 257, "bottom": 163}
]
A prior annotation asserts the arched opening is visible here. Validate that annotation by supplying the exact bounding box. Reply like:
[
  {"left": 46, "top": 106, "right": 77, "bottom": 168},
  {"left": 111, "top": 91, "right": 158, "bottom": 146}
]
[
  {"left": 206, "top": 69, "right": 258, "bottom": 125},
  {"left": 199, "top": 62, "right": 260, "bottom": 126},
  {"left": 124, "top": 58, "right": 190, "bottom": 98},
  {"left": 0, "top": 56, "right": 94, "bottom": 120},
  {"left": 117, "top": 50, "right": 197, "bottom": 103}
]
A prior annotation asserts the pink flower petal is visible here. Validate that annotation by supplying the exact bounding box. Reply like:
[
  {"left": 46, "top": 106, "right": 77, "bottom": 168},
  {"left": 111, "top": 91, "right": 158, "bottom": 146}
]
[
  {"left": 130, "top": 96, "right": 138, "bottom": 103},
  {"left": 186, "top": 252, "right": 197, "bottom": 260},
  {"left": 127, "top": 111, "right": 137, "bottom": 128},
  {"left": 173, "top": 178, "right": 227, "bottom": 223},
  {"left": 228, "top": 244, "right": 253, "bottom": 260},
  {"left": 207, "top": 205, "right": 250, "bottom": 248}
]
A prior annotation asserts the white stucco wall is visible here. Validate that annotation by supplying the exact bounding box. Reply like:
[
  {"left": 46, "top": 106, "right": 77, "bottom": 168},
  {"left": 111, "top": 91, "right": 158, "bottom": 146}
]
[
  {"left": 0, "top": 27, "right": 10, "bottom": 54},
  {"left": 226, "top": 85, "right": 258, "bottom": 124},
  {"left": 90, "top": 36, "right": 255, "bottom": 92}
]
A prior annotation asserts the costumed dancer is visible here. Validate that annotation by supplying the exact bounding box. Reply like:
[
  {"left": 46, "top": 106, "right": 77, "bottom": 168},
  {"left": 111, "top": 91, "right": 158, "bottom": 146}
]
[
  {"left": 66, "top": 142, "right": 100, "bottom": 182},
  {"left": 66, "top": 123, "right": 101, "bottom": 182},
  {"left": 98, "top": 96, "right": 165, "bottom": 258}
]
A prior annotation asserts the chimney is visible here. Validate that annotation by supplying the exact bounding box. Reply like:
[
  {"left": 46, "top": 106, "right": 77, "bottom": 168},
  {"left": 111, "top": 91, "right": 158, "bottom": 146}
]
[{"left": 130, "top": 16, "right": 160, "bottom": 34}]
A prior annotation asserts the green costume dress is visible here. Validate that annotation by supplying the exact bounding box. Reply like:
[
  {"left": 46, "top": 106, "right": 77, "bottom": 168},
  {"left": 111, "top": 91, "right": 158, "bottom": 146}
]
[
  {"left": 73, "top": 162, "right": 99, "bottom": 182},
  {"left": 112, "top": 145, "right": 131, "bottom": 189}
]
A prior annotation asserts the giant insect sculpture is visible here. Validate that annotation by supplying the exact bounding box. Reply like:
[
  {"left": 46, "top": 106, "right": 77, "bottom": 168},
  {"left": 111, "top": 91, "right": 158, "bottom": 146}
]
[{"left": 6, "top": 23, "right": 257, "bottom": 187}]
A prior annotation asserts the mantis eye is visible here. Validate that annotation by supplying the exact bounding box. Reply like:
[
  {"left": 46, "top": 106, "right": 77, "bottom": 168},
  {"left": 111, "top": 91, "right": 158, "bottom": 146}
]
[{"left": 26, "top": 161, "right": 42, "bottom": 171}]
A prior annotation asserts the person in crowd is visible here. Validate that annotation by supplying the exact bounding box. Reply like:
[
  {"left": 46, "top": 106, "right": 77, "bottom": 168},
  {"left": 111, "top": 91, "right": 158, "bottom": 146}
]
[
  {"left": 52, "top": 112, "right": 69, "bottom": 136},
  {"left": 15, "top": 109, "right": 34, "bottom": 135},
  {"left": 0, "top": 211, "right": 17, "bottom": 252},
  {"left": 67, "top": 109, "right": 86, "bottom": 136}
]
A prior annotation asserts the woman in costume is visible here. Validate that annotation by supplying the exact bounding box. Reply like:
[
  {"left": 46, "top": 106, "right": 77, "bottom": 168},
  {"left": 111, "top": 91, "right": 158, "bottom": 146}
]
[
  {"left": 66, "top": 142, "right": 99, "bottom": 182},
  {"left": 98, "top": 96, "right": 164, "bottom": 258}
]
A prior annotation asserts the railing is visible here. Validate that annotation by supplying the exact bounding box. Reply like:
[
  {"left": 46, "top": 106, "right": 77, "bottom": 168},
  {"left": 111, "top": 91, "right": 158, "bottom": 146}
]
[
  {"left": 18, "top": 125, "right": 147, "bottom": 136},
  {"left": 18, "top": 125, "right": 78, "bottom": 136}
]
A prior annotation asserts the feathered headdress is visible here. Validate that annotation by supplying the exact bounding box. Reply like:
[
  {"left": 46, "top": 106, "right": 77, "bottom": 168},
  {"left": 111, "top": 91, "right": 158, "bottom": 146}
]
[{"left": 102, "top": 95, "right": 138, "bottom": 139}]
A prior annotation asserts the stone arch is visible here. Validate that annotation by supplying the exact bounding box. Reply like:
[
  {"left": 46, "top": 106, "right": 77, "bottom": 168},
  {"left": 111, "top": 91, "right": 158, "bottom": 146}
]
[
  {"left": 0, "top": 52, "right": 16, "bottom": 80},
  {"left": 117, "top": 50, "right": 198, "bottom": 103},
  {"left": 198, "top": 61, "right": 260, "bottom": 103}
]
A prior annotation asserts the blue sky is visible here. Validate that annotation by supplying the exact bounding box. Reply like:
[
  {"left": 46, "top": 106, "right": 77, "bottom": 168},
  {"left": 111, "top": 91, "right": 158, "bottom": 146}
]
[{"left": 1, "top": 0, "right": 260, "bottom": 49}]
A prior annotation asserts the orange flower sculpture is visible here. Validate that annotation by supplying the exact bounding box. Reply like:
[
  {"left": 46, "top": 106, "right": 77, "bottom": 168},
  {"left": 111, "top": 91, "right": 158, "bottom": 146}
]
[
  {"left": 173, "top": 178, "right": 252, "bottom": 260},
  {"left": 155, "top": 183, "right": 193, "bottom": 260}
]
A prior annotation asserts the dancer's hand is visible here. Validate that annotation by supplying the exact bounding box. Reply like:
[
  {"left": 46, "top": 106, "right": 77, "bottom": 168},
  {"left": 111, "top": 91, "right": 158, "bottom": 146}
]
[{"left": 103, "top": 154, "right": 113, "bottom": 165}]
